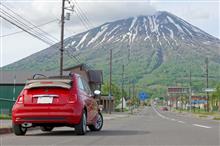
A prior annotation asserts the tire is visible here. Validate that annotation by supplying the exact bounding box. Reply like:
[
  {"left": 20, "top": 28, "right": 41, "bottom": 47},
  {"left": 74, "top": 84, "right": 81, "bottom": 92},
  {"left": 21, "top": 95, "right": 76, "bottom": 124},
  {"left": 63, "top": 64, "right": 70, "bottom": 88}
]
[
  {"left": 88, "top": 112, "right": 103, "bottom": 131},
  {"left": 40, "top": 126, "right": 54, "bottom": 132},
  {"left": 12, "top": 123, "right": 27, "bottom": 136},
  {"left": 75, "top": 110, "right": 87, "bottom": 135}
]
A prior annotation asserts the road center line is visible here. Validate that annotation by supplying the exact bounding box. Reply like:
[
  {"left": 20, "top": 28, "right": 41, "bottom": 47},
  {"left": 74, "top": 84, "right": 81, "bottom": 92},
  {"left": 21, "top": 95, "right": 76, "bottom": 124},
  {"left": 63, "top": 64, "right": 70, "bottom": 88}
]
[
  {"left": 193, "top": 124, "right": 212, "bottom": 129},
  {"left": 152, "top": 106, "right": 165, "bottom": 119},
  {"left": 152, "top": 105, "right": 187, "bottom": 124}
]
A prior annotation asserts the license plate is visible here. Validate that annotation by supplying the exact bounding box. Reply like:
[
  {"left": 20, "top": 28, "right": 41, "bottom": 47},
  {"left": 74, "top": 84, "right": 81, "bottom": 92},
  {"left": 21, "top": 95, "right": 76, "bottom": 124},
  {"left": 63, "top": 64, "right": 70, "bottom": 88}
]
[{"left": 37, "top": 96, "right": 53, "bottom": 104}]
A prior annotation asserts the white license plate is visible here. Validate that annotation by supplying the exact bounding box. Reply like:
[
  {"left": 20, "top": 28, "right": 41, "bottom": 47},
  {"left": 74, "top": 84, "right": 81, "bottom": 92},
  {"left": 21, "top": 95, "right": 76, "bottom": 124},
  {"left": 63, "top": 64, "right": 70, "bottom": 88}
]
[{"left": 37, "top": 97, "right": 53, "bottom": 104}]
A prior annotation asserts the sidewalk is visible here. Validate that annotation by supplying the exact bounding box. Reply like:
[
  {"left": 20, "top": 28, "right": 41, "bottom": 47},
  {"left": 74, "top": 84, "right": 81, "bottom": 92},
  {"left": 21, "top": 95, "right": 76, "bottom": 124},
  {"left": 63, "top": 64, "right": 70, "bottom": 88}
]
[
  {"left": 103, "top": 112, "right": 129, "bottom": 120},
  {"left": 0, "top": 112, "right": 129, "bottom": 135},
  {"left": 0, "top": 120, "right": 11, "bottom": 128}
]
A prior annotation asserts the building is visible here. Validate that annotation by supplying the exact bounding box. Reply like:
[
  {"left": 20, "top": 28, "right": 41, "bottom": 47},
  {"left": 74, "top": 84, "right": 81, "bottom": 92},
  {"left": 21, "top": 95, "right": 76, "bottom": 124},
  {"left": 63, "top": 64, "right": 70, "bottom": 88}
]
[
  {"left": 191, "top": 96, "right": 207, "bottom": 109},
  {"left": 0, "top": 71, "right": 68, "bottom": 114},
  {"left": 64, "top": 63, "right": 103, "bottom": 92},
  {"left": 98, "top": 95, "right": 115, "bottom": 113}
]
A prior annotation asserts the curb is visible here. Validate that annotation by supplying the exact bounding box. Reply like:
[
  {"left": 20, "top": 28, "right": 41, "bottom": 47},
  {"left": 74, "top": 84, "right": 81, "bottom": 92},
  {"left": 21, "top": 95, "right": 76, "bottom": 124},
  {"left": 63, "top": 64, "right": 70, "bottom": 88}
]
[
  {"left": 0, "top": 127, "right": 39, "bottom": 135},
  {"left": 0, "top": 127, "right": 13, "bottom": 135},
  {"left": 103, "top": 114, "right": 129, "bottom": 120}
]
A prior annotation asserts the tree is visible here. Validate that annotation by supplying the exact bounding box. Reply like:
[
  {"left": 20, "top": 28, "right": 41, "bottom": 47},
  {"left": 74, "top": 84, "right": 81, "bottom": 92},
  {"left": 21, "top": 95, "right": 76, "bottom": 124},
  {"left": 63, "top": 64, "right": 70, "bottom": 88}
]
[
  {"left": 212, "top": 84, "right": 220, "bottom": 112},
  {"left": 102, "top": 82, "right": 127, "bottom": 106}
]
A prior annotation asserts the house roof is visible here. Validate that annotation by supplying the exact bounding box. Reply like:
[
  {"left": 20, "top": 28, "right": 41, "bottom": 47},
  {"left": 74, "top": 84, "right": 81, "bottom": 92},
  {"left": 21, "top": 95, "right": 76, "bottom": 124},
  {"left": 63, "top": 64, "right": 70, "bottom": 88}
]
[
  {"left": 63, "top": 64, "right": 103, "bottom": 84},
  {"left": 63, "top": 63, "right": 91, "bottom": 71},
  {"left": 0, "top": 71, "right": 69, "bottom": 84}
]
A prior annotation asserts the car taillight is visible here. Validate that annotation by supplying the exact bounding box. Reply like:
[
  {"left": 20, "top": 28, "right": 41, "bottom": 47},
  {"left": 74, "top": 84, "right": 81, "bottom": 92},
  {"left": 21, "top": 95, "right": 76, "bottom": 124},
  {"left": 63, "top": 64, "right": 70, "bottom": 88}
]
[
  {"left": 17, "top": 95, "right": 24, "bottom": 104},
  {"left": 69, "top": 94, "right": 77, "bottom": 103}
]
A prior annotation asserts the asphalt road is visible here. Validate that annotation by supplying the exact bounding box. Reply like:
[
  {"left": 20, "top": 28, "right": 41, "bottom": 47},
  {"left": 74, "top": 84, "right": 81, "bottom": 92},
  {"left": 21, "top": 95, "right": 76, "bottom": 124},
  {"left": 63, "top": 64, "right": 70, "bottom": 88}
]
[{"left": 1, "top": 106, "right": 219, "bottom": 146}]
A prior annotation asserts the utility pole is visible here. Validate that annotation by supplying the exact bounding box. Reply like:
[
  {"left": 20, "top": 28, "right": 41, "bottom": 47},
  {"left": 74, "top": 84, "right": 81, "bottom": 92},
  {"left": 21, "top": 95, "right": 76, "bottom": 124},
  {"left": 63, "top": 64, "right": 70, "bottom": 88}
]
[
  {"left": 128, "top": 80, "right": 131, "bottom": 98},
  {"left": 132, "top": 80, "right": 135, "bottom": 106},
  {"left": 189, "top": 65, "right": 192, "bottom": 112},
  {"left": 121, "top": 64, "right": 124, "bottom": 112},
  {"left": 60, "top": 0, "right": 65, "bottom": 76},
  {"left": 109, "top": 49, "right": 112, "bottom": 114},
  {"left": 205, "top": 57, "right": 209, "bottom": 112}
]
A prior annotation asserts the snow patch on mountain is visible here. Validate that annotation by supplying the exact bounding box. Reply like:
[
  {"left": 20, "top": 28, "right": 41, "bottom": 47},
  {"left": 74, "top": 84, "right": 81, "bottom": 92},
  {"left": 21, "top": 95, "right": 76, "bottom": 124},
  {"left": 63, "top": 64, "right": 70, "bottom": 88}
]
[
  {"left": 129, "top": 17, "right": 137, "bottom": 31},
  {"left": 87, "top": 24, "right": 109, "bottom": 46},
  {"left": 76, "top": 32, "right": 89, "bottom": 50}
]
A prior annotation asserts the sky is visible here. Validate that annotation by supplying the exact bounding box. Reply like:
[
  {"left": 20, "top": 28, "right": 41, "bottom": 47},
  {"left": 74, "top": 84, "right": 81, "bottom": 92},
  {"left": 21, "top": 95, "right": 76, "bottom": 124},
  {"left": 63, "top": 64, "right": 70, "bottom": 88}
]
[{"left": 0, "top": 0, "right": 219, "bottom": 67}]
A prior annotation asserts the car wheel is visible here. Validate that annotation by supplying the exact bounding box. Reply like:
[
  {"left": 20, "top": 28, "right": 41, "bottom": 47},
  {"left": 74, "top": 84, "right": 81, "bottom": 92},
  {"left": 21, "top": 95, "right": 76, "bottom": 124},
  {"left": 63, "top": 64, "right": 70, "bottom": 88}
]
[
  {"left": 12, "top": 123, "right": 27, "bottom": 136},
  {"left": 40, "top": 126, "right": 54, "bottom": 132},
  {"left": 88, "top": 112, "right": 103, "bottom": 131},
  {"left": 75, "top": 110, "right": 87, "bottom": 135}
]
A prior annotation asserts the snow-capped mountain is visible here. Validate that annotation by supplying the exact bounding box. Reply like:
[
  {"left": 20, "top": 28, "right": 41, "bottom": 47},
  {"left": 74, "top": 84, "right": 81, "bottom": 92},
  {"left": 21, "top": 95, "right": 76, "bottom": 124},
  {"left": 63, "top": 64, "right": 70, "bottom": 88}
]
[
  {"left": 3, "top": 11, "right": 220, "bottom": 90},
  {"left": 63, "top": 11, "right": 219, "bottom": 52}
]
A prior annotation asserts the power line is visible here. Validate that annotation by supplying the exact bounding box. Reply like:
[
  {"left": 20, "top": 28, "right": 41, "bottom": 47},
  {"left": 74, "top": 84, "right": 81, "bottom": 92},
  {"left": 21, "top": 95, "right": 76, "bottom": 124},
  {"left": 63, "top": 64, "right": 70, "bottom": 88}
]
[
  {"left": 0, "top": 19, "right": 58, "bottom": 37},
  {"left": 0, "top": 9, "right": 56, "bottom": 45},
  {"left": 71, "top": 0, "right": 92, "bottom": 30},
  {"left": 1, "top": 3, "right": 59, "bottom": 42},
  {"left": 73, "top": 0, "right": 94, "bottom": 27},
  {"left": 0, "top": 13, "right": 54, "bottom": 46}
]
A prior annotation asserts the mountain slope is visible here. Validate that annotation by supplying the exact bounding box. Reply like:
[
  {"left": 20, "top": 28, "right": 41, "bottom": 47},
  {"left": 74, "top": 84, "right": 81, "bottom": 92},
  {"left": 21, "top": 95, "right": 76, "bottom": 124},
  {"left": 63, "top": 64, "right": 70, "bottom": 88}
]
[{"left": 3, "top": 11, "right": 220, "bottom": 93}]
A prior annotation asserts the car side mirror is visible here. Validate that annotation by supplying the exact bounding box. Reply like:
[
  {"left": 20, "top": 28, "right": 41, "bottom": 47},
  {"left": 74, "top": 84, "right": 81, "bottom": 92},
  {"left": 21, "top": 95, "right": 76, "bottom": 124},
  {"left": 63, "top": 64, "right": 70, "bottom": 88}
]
[{"left": 94, "top": 90, "right": 101, "bottom": 96}]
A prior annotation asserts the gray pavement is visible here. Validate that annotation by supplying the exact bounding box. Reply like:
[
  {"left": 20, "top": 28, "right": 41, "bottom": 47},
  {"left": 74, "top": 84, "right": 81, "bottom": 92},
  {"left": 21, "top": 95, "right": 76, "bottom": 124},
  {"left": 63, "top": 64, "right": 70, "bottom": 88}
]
[
  {"left": 0, "top": 120, "right": 11, "bottom": 128},
  {"left": 0, "top": 106, "right": 219, "bottom": 146}
]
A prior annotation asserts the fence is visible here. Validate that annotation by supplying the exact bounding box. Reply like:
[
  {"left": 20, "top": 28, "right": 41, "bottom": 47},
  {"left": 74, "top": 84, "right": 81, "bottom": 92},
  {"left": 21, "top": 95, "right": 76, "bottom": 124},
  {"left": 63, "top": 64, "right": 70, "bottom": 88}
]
[{"left": 0, "top": 98, "right": 15, "bottom": 116}]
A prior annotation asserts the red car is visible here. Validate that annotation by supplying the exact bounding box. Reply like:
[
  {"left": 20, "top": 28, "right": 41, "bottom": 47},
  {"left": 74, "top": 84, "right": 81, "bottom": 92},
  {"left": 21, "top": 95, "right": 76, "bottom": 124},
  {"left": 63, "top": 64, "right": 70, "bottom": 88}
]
[
  {"left": 12, "top": 73, "right": 103, "bottom": 135},
  {"left": 160, "top": 107, "right": 168, "bottom": 111}
]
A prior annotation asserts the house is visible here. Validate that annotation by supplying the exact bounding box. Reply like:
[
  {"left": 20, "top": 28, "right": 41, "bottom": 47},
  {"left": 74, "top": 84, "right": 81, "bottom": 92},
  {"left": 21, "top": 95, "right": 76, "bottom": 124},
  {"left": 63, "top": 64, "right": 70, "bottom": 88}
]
[{"left": 63, "top": 63, "right": 103, "bottom": 92}]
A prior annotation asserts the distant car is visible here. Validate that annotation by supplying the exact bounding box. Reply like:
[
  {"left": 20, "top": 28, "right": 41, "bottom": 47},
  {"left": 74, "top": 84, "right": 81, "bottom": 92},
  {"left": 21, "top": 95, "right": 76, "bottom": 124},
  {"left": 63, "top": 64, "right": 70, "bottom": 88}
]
[
  {"left": 160, "top": 107, "right": 168, "bottom": 111},
  {"left": 12, "top": 73, "right": 103, "bottom": 136}
]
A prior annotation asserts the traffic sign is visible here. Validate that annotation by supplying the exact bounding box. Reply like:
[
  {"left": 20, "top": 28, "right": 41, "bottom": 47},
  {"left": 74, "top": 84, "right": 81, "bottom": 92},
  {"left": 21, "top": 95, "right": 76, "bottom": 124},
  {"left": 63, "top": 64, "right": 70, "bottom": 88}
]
[
  {"left": 203, "top": 88, "right": 216, "bottom": 92},
  {"left": 138, "top": 92, "right": 149, "bottom": 101}
]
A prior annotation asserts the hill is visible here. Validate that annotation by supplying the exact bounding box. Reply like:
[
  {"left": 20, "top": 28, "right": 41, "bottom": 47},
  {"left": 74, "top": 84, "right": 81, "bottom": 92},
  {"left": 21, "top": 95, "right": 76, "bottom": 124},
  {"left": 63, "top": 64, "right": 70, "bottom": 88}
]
[{"left": 3, "top": 11, "right": 220, "bottom": 96}]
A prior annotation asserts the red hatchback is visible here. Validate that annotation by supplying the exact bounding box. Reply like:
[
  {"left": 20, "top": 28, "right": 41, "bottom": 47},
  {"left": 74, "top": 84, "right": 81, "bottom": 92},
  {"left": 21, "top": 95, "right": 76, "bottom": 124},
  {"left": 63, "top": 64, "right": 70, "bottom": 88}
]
[{"left": 12, "top": 73, "right": 103, "bottom": 135}]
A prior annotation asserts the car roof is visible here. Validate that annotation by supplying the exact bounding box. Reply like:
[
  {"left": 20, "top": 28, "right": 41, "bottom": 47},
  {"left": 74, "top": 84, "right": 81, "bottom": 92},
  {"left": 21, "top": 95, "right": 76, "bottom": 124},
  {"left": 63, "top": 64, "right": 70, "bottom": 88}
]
[{"left": 25, "top": 76, "right": 74, "bottom": 89}]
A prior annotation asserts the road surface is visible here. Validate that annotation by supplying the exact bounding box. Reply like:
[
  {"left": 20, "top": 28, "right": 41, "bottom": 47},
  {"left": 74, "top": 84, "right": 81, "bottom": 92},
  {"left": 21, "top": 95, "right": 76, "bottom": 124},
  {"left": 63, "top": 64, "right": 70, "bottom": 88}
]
[{"left": 1, "top": 106, "right": 219, "bottom": 146}]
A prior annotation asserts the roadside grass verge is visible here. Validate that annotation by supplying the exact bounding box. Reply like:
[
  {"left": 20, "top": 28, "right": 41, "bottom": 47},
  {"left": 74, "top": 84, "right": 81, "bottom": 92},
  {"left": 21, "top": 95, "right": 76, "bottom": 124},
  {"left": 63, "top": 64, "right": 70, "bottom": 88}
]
[
  {"left": 172, "top": 108, "right": 220, "bottom": 120},
  {"left": 0, "top": 114, "right": 11, "bottom": 120}
]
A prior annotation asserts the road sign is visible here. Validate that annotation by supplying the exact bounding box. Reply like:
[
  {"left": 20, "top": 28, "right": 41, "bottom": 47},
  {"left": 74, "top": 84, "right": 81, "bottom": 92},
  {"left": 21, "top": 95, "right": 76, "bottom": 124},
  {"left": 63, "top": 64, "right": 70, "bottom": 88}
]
[
  {"left": 138, "top": 92, "right": 149, "bottom": 101},
  {"left": 203, "top": 88, "right": 216, "bottom": 92}
]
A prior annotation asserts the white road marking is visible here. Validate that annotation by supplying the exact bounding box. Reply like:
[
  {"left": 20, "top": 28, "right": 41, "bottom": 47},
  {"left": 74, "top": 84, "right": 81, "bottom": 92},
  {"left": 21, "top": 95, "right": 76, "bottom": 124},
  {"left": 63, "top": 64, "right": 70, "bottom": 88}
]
[
  {"left": 151, "top": 105, "right": 187, "bottom": 125},
  {"left": 193, "top": 124, "right": 212, "bottom": 129},
  {"left": 178, "top": 121, "right": 185, "bottom": 124},
  {"left": 152, "top": 106, "right": 166, "bottom": 119}
]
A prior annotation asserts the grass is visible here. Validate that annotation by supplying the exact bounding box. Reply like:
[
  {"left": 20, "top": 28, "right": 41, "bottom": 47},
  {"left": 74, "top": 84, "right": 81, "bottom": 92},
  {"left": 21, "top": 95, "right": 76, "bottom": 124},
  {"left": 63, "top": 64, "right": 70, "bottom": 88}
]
[
  {"left": 0, "top": 114, "right": 11, "bottom": 120},
  {"left": 171, "top": 108, "right": 220, "bottom": 120},
  {"left": 213, "top": 117, "right": 220, "bottom": 120}
]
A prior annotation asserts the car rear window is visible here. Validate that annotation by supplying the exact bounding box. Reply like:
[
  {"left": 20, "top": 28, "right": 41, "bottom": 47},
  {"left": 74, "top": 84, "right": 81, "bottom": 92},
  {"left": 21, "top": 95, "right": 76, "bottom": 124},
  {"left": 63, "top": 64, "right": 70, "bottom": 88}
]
[{"left": 24, "top": 79, "right": 72, "bottom": 89}]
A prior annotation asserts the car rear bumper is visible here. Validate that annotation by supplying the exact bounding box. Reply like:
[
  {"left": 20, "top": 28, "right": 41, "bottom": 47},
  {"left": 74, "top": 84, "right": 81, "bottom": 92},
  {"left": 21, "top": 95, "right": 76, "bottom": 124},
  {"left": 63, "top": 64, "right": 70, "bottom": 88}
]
[
  {"left": 13, "top": 113, "right": 81, "bottom": 125},
  {"left": 12, "top": 104, "right": 82, "bottom": 125}
]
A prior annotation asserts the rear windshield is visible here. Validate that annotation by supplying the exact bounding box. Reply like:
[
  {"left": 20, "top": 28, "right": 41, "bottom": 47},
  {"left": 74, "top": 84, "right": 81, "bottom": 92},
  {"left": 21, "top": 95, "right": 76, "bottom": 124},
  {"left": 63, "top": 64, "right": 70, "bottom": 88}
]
[{"left": 24, "top": 79, "right": 72, "bottom": 89}]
